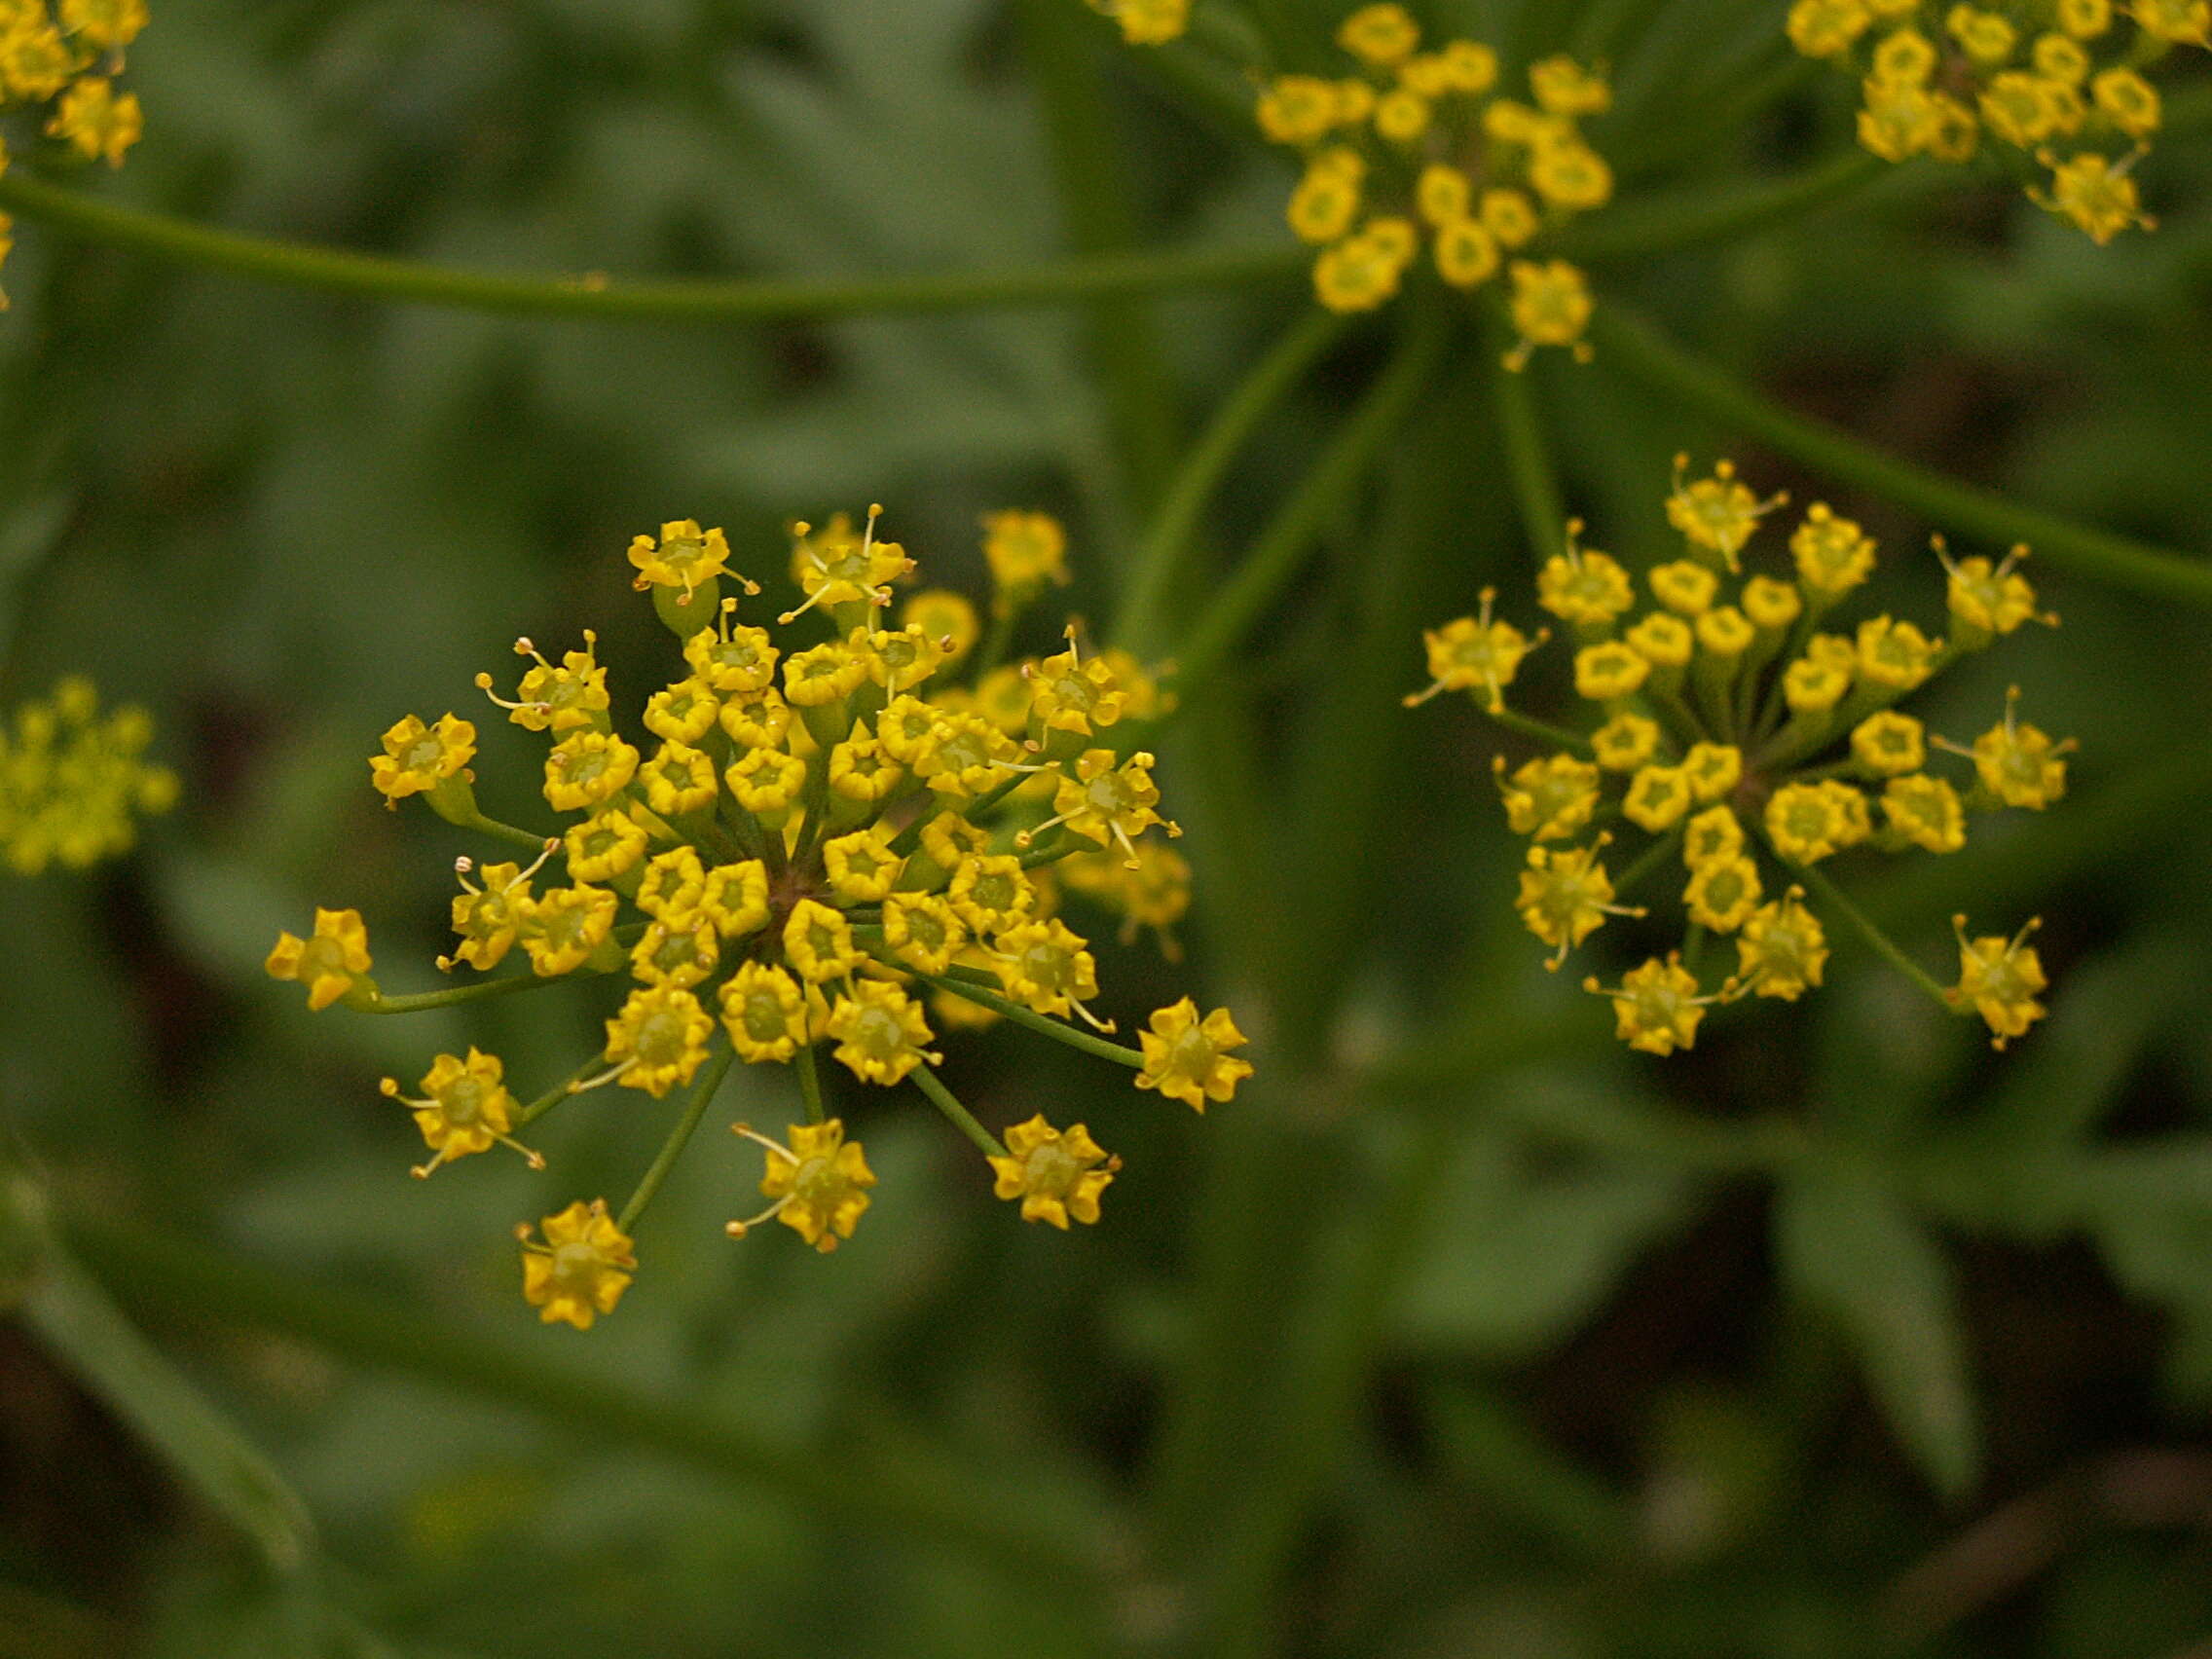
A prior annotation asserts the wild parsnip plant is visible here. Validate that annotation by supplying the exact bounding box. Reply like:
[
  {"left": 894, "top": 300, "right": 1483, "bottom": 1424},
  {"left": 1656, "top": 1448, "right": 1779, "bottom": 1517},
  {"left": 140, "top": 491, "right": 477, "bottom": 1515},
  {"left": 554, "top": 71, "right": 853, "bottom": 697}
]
[
  {"left": 8, "top": 1, "right": 2212, "bottom": 1654},
  {"left": 267, "top": 509, "right": 1246, "bottom": 1324}
]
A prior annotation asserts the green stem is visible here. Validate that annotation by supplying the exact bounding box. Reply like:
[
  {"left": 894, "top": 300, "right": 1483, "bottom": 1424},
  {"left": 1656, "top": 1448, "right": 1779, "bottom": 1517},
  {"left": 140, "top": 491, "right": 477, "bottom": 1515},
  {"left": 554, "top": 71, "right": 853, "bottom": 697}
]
[
  {"left": 795, "top": 1042, "right": 827, "bottom": 1125},
  {"left": 1611, "top": 829, "right": 1685, "bottom": 899},
  {"left": 356, "top": 970, "right": 585, "bottom": 1014},
  {"left": 1484, "top": 705, "right": 1593, "bottom": 755},
  {"left": 910, "top": 1065, "right": 1010, "bottom": 1161},
  {"left": 61, "top": 1215, "right": 1107, "bottom": 1583},
  {"left": 516, "top": 1057, "right": 608, "bottom": 1128},
  {"left": 615, "top": 1047, "right": 735, "bottom": 1233},
  {"left": 1557, "top": 152, "right": 1890, "bottom": 264},
  {"left": 895, "top": 961, "right": 1147, "bottom": 1069},
  {"left": 1789, "top": 855, "right": 1955, "bottom": 1011},
  {"left": 1591, "top": 303, "right": 2212, "bottom": 608},
  {"left": 449, "top": 807, "right": 557, "bottom": 855},
  {"left": 1169, "top": 309, "right": 1447, "bottom": 696},
  {"left": 0, "top": 171, "right": 1301, "bottom": 322},
  {"left": 1490, "top": 321, "right": 1568, "bottom": 564},
  {"left": 1113, "top": 310, "right": 1349, "bottom": 656}
]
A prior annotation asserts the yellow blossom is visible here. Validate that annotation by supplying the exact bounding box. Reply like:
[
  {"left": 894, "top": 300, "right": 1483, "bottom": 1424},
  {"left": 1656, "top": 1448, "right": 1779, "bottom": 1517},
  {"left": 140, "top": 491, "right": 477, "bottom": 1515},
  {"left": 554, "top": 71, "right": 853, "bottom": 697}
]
[
  {"left": 727, "top": 1120, "right": 877, "bottom": 1252},
  {"left": 369, "top": 713, "right": 475, "bottom": 806},
  {"left": 634, "top": 846, "right": 706, "bottom": 918},
  {"left": 1791, "top": 503, "right": 1878, "bottom": 598},
  {"left": 1584, "top": 955, "right": 1718, "bottom": 1055},
  {"left": 1496, "top": 752, "right": 1602, "bottom": 841},
  {"left": 1574, "top": 640, "right": 1649, "bottom": 702},
  {"left": 1649, "top": 560, "right": 1720, "bottom": 616},
  {"left": 1667, "top": 456, "right": 1785, "bottom": 571},
  {"left": 521, "top": 883, "right": 617, "bottom": 976},
  {"left": 1591, "top": 712, "right": 1661, "bottom": 773},
  {"left": 601, "top": 984, "right": 715, "bottom": 1097},
  {"left": 700, "top": 861, "right": 770, "bottom": 938},
  {"left": 1536, "top": 530, "right": 1635, "bottom": 628},
  {"left": 1338, "top": 3, "right": 1419, "bottom": 65},
  {"left": 1734, "top": 892, "right": 1830, "bottom": 1001},
  {"left": 1852, "top": 711, "right": 1926, "bottom": 776},
  {"left": 381, "top": 1048, "right": 538, "bottom": 1178},
  {"left": 1405, "top": 591, "right": 1541, "bottom": 712},
  {"left": 47, "top": 78, "right": 143, "bottom": 167},
  {"left": 824, "top": 826, "right": 905, "bottom": 903},
  {"left": 1947, "top": 915, "right": 2048, "bottom": 1048},
  {"left": 1503, "top": 259, "right": 1595, "bottom": 371},
  {"left": 642, "top": 677, "right": 720, "bottom": 745},
  {"left": 783, "top": 898, "right": 863, "bottom": 984},
  {"left": 480, "top": 632, "right": 608, "bottom": 733},
  {"left": 1135, "top": 999, "right": 1253, "bottom": 1112},
  {"left": 989, "top": 1116, "right": 1120, "bottom": 1229},
  {"left": 630, "top": 912, "right": 719, "bottom": 989},
  {"left": 827, "top": 980, "right": 939, "bottom": 1086},
  {"left": 1881, "top": 773, "right": 1968, "bottom": 853},
  {"left": 1622, "top": 763, "right": 1693, "bottom": 832},
  {"left": 1945, "top": 687, "right": 2072, "bottom": 807},
  {"left": 519, "top": 1199, "right": 635, "bottom": 1330},
  {"left": 1683, "top": 854, "right": 1763, "bottom": 933},
  {"left": 1516, "top": 839, "right": 1641, "bottom": 967},
  {"left": 627, "top": 518, "right": 736, "bottom": 597},
  {"left": 1682, "top": 803, "right": 1745, "bottom": 868},
  {"left": 266, "top": 907, "right": 372, "bottom": 1011},
  {"left": 543, "top": 729, "right": 638, "bottom": 812}
]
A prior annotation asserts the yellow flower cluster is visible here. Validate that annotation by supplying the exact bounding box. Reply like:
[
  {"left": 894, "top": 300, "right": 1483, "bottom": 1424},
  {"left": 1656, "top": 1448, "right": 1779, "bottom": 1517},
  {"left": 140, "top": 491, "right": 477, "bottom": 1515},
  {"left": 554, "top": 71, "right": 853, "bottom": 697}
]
[
  {"left": 1256, "top": 4, "right": 1612, "bottom": 364},
  {"left": 1787, "top": 0, "right": 2201, "bottom": 242},
  {"left": 1085, "top": 0, "right": 1190, "bottom": 46},
  {"left": 1409, "top": 457, "right": 2070, "bottom": 1054},
  {"left": 0, "top": 0, "right": 148, "bottom": 302},
  {"left": 0, "top": 675, "right": 175, "bottom": 874},
  {"left": 269, "top": 506, "right": 1251, "bottom": 1329}
]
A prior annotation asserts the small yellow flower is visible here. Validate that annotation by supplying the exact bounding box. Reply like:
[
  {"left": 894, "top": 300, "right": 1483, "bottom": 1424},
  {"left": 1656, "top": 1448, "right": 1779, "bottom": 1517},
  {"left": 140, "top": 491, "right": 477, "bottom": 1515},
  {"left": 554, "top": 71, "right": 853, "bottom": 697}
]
[
  {"left": 601, "top": 984, "right": 716, "bottom": 1097},
  {"left": 1765, "top": 780, "right": 1870, "bottom": 864},
  {"left": 266, "top": 907, "right": 372, "bottom": 1011},
  {"left": 1516, "top": 840, "right": 1641, "bottom": 967},
  {"left": 992, "top": 918, "right": 1103, "bottom": 1023},
  {"left": 1529, "top": 140, "right": 1613, "bottom": 211},
  {"left": 1574, "top": 640, "right": 1649, "bottom": 702},
  {"left": 1852, "top": 711, "right": 1926, "bottom": 777},
  {"left": 1088, "top": 0, "right": 1191, "bottom": 47},
  {"left": 1415, "top": 163, "right": 1472, "bottom": 228},
  {"left": 566, "top": 804, "right": 649, "bottom": 889},
  {"left": 1433, "top": 216, "right": 1501, "bottom": 288},
  {"left": 543, "top": 729, "right": 639, "bottom": 812},
  {"left": 643, "top": 739, "right": 718, "bottom": 817},
  {"left": 719, "top": 684, "right": 793, "bottom": 750},
  {"left": 1135, "top": 999, "right": 1253, "bottom": 1112},
  {"left": 635, "top": 846, "right": 707, "bottom": 919},
  {"left": 1791, "top": 503, "right": 1877, "bottom": 598},
  {"left": 1622, "top": 763, "right": 1693, "bottom": 832},
  {"left": 1028, "top": 640, "right": 1126, "bottom": 739},
  {"left": 782, "top": 505, "right": 911, "bottom": 624},
  {"left": 47, "top": 78, "right": 143, "bottom": 167},
  {"left": 1584, "top": 954, "right": 1718, "bottom": 1055},
  {"left": 881, "top": 892, "right": 967, "bottom": 976},
  {"left": 1405, "top": 592, "right": 1542, "bottom": 712},
  {"left": 1855, "top": 615, "right": 1942, "bottom": 692},
  {"left": 1783, "top": 648, "right": 1854, "bottom": 715},
  {"left": 642, "top": 677, "right": 720, "bottom": 744},
  {"left": 1649, "top": 560, "right": 1720, "bottom": 617},
  {"left": 447, "top": 855, "right": 548, "bottom": 972},
  {"left": 1480, "top": 188, "right": 1540, "bottom": 248},
  {"left": 1947, "top": 915, "right": 2047, "bottom": 1048},
  {"left": 824, "top": 825, "right": 905, "bottom": 903},
  {"left": 915, "top": 712, "right": 1017, "bottom": 801},
  {"left": 728, "top": 1120, "right": 877, "bottom": 1253},
  {"left": 686, "top": 614, "right": 781, "bottom": 694},
  {"left": 900, "top": 589, "right": 980, "bottom": 665},
  {"left": 1667, "top": 456, "right": 1786, "bottom": 571},
  {"left": 1591, "top": 712, "right": 1661, "bottom": 773},
  {"left": 980, "top": 510, "right": 1069, "bottom": 611},
  {"left": 480, "top": 633, "right": 608, "bottom": 732},
  {"left": 1257, "top": 74, "right": 1341, "bottom": 145},
  {"left": 369, "top": 713, "right": 475, "bottom": 807},
  {"left": 1313, "top": 230, "right": 1408, "bottom": 313},
  {"left": 989, "top": 1116, "right": 1120, "bottom": 1229},
  {"left": 1337, "top": 2, "right": 1419, "bottom": 66},
  {"left": 1694, "top": 606, "right": 1755, "bottom": 660},
  {"left": 782, "top": 638, "right": 869, "bottom": 708},
  {"left": 520, "top": 883, "right": 617, "bottom": 976},
  {"left": 1683, "top": 854, "right": 1763, "bottom": 933},
  {"left": 1681, "top": 743, "right": 1743, "bottom": 804},
  {"left": 2091, "top": 67, "right": 2160, "bottom": 137},
  {"left": 1682, "top": 803, "right": 1745, "bottom": 868},
  {"left": 783, "top": 897, "right": 864, "bottom": 984},
  {"left": 1946, "top": 687, "right": 2073, "bottom": 808},
  {"left": 2131, "top": 0, "right": 2210, "bottom": 46},
  {"left": 1502, "top": 260, "right": 1595, "bottom": 371},
  {"left": 1038, "top": 749, "right": 1175, "bottom": 862},
  {"left": 700, "top": 860, "right": 771, "bottom": 938},
  {"left": 828, "top": 724, "right": 904, "bottom": 804},
  {"left": 1497, "top": 752, "right": 1603, "bottom": 841},
  {"left": 1881, "top": 773, "right": 1968, "bottom": 853},
  {"left": 2033, "top": 148, "right": 2155, "bottom": 244},
  {"left": 2058, "top": 0, "right": 2112, "bottom": 35},
  {"left": 1742, "top": 575, "right": 1803, "bottom": 633},
  {"left": 59, "top": 0, "right": 151, "bottom": 52},
  {"left": 827, "top": 980, "right": 939, "bottom": 1087},
  {"left": 1373, "top": 86, "right": 1431, "bottom": 141},
  {"left": 1734, "top": 891, "right": 1829, "bottom": 1001},
  {"left": 1, "top": 20, "right": 77, "bottom": 101},
  {"left": 725, "top": 746, "right": 807, "bottom": 818},
  {"left": 1624, "top": 611, "right": 1694, "bottom": 670},
  {"left": 1536, "top": 532, "right": 1635, "bottom": 629},
  {"left": 719, "top": 962, "right": 808, "bottom": 1063},
  {"left": 627, "top": 518, "right": 735, "bottom": 597},
  {"left": 1788, "top": 0, "right": 1872, "bottom": 59},
  {"left": 948, "top": 852, "right": 1040, "bottom": 935},
  {"left": 630, "top": 912, "right": 719, "bottom": 989},
  {"left": 520, "top": 1198, "right": 636, "bottom": 1330},
  {"left": 381, "top": 1048, "right": 538, "bottom": 1178}
]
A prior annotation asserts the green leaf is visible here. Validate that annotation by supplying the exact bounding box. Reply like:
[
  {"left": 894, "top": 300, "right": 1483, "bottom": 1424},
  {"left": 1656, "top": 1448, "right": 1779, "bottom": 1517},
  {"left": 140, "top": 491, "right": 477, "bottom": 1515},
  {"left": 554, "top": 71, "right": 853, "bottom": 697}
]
[{"left": 1773, "top": 1171, "right": 1980, "bottom": 1498}]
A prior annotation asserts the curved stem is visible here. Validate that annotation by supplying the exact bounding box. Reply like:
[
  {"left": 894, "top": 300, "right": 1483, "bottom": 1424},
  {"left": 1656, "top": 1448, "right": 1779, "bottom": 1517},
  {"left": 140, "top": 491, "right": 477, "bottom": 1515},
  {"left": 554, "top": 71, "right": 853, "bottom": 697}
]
[
  {"left": 1590, "top": 303, "right": 2212, "bottom": 608},
  {"left": 1170, "top": 308, "right": 1448, "bottom": 696},
  {"left": 1113, "top": 309, "right": 1350, "bottom": 656},
  {"left": 616, "top": 1047, "right": 735, "bottom": 1234},
  {"left": 1789, "top": 855, "right": 1956, "bottom": 1011},
  {"left": 895, "top": 961, "right": 1147, "bottom": 1069},
  {"left": 1490, "top": 318, "right": 1568, "bottom": 564},
  {"left": 910, "top": 1065, "right": 1010, "bottom": 1161},
  {"left": 516, "top": 1057, "right": 608, "bottom": 1128},
  {"left": 357, "top": 969, "right": 587, "bottom": 1014},
  {"left": 1556, "top": 151, "right": 1889, "bottom": 264},
  {"left": 1484, "top": 705, "right": 1594, "bottom": 755},
  {"left": 446, "top": 806, "right": 558, "bottom": 856},
  {"left": 0, "top": 170, "right": 1300, "bottom": 322}
]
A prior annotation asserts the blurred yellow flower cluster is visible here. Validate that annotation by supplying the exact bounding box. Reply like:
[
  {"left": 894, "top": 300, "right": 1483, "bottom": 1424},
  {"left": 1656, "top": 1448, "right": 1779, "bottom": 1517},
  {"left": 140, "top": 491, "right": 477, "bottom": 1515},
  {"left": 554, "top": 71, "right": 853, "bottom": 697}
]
[
  {"left": 1, "top": 0, "right": 148, "bottom": 301},
  {"left": 1085, "top": 0, "right": 1190, "bottom": 46},
  {"left": 1256, "top": 4, "right": 1612, "bottom": 364},
  {"left": 0, "top": 675, "right": 175, "bottom": 874},
  {"left": 269, "top": 506, "right": 1251, "bottom": 1329},
  {"left": 1787, "top": 0, "right": 2201, "bottom": 242},
  {"left": 1409, "top": 457, "right": 2070, "bottom": 1054}
]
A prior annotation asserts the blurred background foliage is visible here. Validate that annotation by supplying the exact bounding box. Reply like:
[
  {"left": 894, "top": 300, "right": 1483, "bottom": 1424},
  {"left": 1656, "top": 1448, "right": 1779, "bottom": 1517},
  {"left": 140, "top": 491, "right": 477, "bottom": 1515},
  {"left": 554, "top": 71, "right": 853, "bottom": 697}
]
[{"left": 4, "top": 0, "right": 2212, "bottom": 1654}]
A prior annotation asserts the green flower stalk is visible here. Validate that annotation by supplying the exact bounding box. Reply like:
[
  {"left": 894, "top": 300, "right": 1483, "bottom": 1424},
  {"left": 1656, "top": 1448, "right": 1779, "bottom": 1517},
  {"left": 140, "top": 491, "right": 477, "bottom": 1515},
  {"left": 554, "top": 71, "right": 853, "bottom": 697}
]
[{"left": 267, "top": 507, "right": 1252, "bottom": 1329}]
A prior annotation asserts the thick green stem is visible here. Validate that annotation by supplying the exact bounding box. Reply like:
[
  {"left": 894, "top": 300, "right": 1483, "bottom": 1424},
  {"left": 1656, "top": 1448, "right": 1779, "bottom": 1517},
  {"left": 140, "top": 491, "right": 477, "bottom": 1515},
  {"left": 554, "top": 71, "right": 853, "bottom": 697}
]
[
  {"left": 356, "top": 969, "right": 585, "bottom": 1014},
  {"left": 515, "top": 1058, "right": 608, "bottom": 1128},
  {"left": 1789, "top": 855, "right": 1956, "bottom": 1011},
  {"left": 1114, "top": 310, "right": 1350, "bottom": 657},
  {"left": 0, "top": 171, "right": 1299, "bottom": 322},
  {"left": 1591, "top": 304, "right": 2212, "bottom": 608},
  {"left": 447, "top": 807, "right": 559, "bottom": 856},
  {"left": 1485, "top": 705, "right": 1593, "bottom": 756},
  {"left": 1170, "top": 309, "right": 1447, "bottom": 696},
  {"left": 795, "top": 1043, "right": 828, "bottom": 1125},
  {"left": 910, "top": 1065, "right": 1010, "bottom": 1161},
  {"left": 894, "top": 961, "right": 1147, "bottom": 1069},
  {"left": 616, "top": 1047, "right": 735, "bottom": 1233},
  {"left": 61, "top": 1215, "right": 1107, "bottom": 1583}
]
